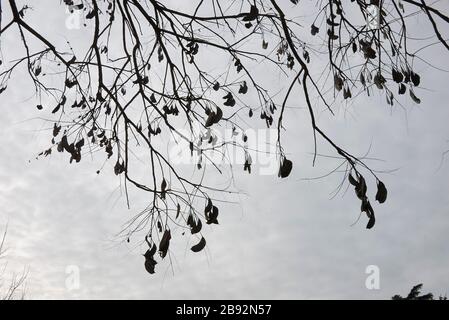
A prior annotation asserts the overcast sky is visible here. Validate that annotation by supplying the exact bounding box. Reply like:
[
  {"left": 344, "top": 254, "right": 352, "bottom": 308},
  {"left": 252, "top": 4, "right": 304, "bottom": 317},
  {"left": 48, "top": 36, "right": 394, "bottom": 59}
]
[{"left": 1, "top": 1, "right": 449, "bottom": 299}]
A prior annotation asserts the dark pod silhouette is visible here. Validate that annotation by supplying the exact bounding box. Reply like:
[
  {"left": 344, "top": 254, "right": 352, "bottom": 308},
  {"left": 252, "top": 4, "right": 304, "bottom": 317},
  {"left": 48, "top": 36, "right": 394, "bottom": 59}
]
[
  {"left": 144, "top": 256, "right": 157, "bottom": 274},
  {"left": 348, "top": 171, "right": 381, "bottom": 229},
  {"left": 161, "top": 178, "right": 167, "bottom": 199},
  {"left": 143, "top": 239, "right": 157, "bottom": 274},
  {"left": 361, "top": 199, "right": 376, "bottom": 229},
  {"left": 278, "top": 157, "right": 293, "bottom": 178},
  {"left": 191, "top": 237, "right": 206, "bottom": 253},
  {"left": 206, "top": 206, "right": 219, "bottom": 225},
  {"left": 223, "top": 92, "right": 236, "bottom": 107},
  {"left": 158, "top": 230, "right": 171, "bottom": 258},
  {"left": 176, "top": 203, "right": 181, "bottom": 219},
  {"left": 205, "top": 107, "right": 223, "bottom": 127},
  {"left": 411, "top": 71, "right": 421, "bottom": 87},
  {"left": 242, "top": 5, "right": 259, "bottom": 22},
  {"left": 238, "top": 81, "right": 248, "bottom": 94},
  {"left": 392, "top": 68, "right": 404, "bottom": 83},
  {"left": 410, "top": 89, "right": 421, "bottom": 104},
  {"left": 375, "top": 180, "right": 388, "bottom": 204},
  {"left": 187, "top": 214, "right": 202, "bottom": 234},
  {"left": 366, "top": 214, "right": 376, "bottom": 229}
]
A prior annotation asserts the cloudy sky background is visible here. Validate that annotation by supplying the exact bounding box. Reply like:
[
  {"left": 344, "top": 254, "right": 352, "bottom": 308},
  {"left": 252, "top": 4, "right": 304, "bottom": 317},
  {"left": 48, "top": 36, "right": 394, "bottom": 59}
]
[{"left": 1, "top": 0, "right": 449, "bottom": 299}]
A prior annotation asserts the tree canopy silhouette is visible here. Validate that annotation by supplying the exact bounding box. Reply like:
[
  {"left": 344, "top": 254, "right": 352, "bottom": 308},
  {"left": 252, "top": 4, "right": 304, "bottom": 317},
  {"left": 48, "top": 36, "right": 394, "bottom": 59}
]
[
  {"left": 392, "top": 283, "right": 448, "bottom": 300},
  {"left": 0, "top": 0, "right": 448, "bottom": 274}
]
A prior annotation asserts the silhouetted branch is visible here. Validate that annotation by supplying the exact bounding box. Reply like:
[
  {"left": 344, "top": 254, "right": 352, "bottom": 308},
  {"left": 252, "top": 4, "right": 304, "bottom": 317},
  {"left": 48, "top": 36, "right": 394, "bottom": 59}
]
[
  {"left": 0, "top": 227, "right": 27, "bottom": 300},
  {"left": 0, "top": 0, "right": 448, "bottom": 274}
]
